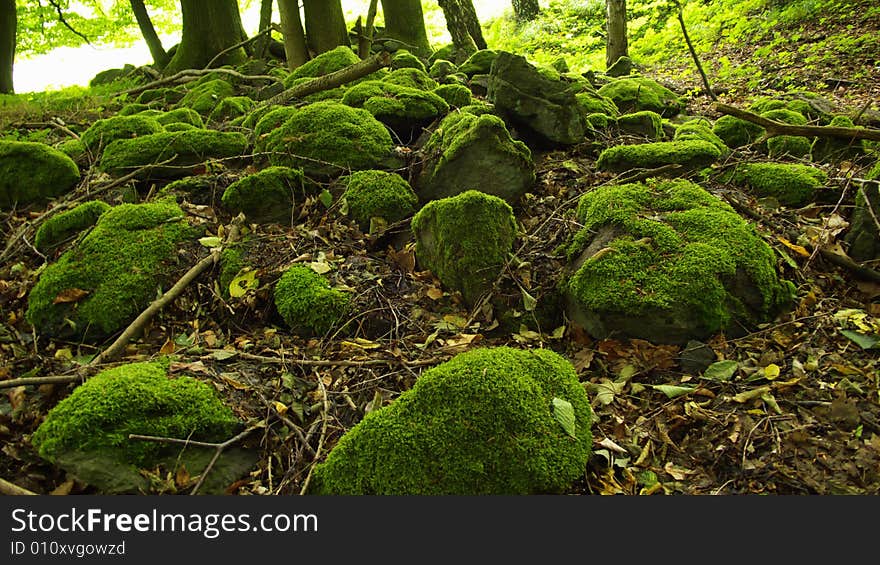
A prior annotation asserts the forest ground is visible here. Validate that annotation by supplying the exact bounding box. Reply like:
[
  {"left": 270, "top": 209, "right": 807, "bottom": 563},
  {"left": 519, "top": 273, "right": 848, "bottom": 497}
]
[{"left": 1, "top": 2, "right": 879, "bottom": 495}]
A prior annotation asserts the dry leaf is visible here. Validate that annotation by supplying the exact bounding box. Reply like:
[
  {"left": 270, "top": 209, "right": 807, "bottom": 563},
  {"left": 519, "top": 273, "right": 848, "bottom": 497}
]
[
  {"left": 159, "top": 339, "right": 176, "bottom": 355},
  {"left": 50, "top": 479, "right": 75, "bottom": 496},
  {"left": 426, "top": 287, "right": 444, "bottom": 300},
  {"left": 52, "top": 288, "right": 89, "bottom": 304}
]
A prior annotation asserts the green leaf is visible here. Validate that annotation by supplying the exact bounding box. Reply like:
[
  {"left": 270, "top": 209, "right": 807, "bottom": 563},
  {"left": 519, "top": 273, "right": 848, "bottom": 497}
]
[
  {"left": 551, "top": 397, "right": 577, "bottom": 439},
  {"left": 521, "top": 287, "right": 537, "bottom": 312},
  {"left": 318, "top": 188, "right": 333, "bottom": 209},
  {"left": 651, "top": 384, "right": 696, "bottom": 399},
  {"left": 198, "top": 236, "right": 222, "bottom": 248},
  {"left": 703, "top": 360, "right": 738, "bottom": 381},
  {"left": 840, "top": 330, "right": 880, "bottom": 350},
  {"left": 228, "top": 269, "right": 259, "bottom": 298}
]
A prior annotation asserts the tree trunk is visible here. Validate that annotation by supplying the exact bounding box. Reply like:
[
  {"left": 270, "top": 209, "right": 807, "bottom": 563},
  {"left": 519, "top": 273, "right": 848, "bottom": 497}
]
[
  {"left": 512, "top": 0, "right": 540, "bottom": 22},
  {"left": 165, "top": 0, "right": 248, "bottom": 73},
  {"left": 130, "top": 0, "right": 169, "bottom": 69},
  {"left": 302, "top": 0, "right": 350, "bottom": 55},
  {"left": 437, "top": 0, "right": 478, "bottom": 60},
  {"left": 605, "top": 0, "right": 628, "bottom": 70},
  {"left": 380, "top": 0, "right": 432, "bottom": 56},
  {"left": 254, "top": 0, "right": 274, "bottom": 58},
  {"left": 278, "top": 0, "right": 309, "bottom": 71},
  {"left": 0, "top": 0, "right": 15, "bottom": 94},
  {"left": 458, "top": 0, "right": 487, "bottom": 49}
]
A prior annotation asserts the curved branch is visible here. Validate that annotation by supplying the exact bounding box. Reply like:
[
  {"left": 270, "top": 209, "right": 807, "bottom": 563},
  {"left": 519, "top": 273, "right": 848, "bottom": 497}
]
[{"left": 714, "top": 103, "right": 880, "bottom": 141}]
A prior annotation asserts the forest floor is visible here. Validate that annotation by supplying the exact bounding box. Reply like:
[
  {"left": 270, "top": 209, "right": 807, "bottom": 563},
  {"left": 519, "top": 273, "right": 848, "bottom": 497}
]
[{"left": 1, "top": 10, "right": 880, "bottom": 495}]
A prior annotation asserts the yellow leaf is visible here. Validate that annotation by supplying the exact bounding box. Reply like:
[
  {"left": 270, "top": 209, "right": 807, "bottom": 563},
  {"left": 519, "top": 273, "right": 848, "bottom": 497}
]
[
  {"left": 733, "top": 385, "right": 772, "bottom": 403},
  {"left": 309, "top": 261, "right": 331, "bottom": 274},
  {"left": 426, "top": 287, "right": 444, "bottom": 300},
  {"left": 273, "top": 401, "right": 288, "bottom": 416},
  {"left": 763, "top": 363, "right": 780, "bottom": 380},
  {"left": 159, "top": 338, "right": 176, "bottom": 355},
  {"left": 777, "top": 237, "right": 809, "bottom": 257}
]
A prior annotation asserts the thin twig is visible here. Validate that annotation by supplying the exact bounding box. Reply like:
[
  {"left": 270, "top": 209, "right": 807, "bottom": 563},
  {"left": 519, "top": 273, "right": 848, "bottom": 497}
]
[
  {"left": 0, "top": 477, "right": 38, "bottom": 495},
  {"left": 299, "top": 374, "right": 330, "bottom": 495},
  {"left": 203, "top": 348, "right": 444, "bottom": 367}
]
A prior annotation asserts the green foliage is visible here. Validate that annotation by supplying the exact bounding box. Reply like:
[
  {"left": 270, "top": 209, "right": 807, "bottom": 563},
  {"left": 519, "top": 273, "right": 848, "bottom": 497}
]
[
  {"left": 34, "top": 200, "right": 111, "bottom": 252},
  {"left": 341, "top": 170, "right": 418, "bottom": 231},
  {"left": 310, "top": 346, "right": 593, "bottom": 495},
  {"left": 273, "top": 265, "right": 350, "bottom": 337}
]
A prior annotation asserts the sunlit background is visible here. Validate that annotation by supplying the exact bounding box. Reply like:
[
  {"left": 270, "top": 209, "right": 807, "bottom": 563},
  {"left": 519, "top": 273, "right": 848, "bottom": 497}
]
[{"left": 14, "top": 1, "right": 513, "bottom": 93}]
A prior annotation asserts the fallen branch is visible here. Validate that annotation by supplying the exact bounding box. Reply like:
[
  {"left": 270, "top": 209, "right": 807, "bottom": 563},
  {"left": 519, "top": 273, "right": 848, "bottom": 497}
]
[
  {"left": 203, "top": 348, "right": 444, "bottom": 368},
  {"left": 298, "top": 375, "right": 329, "bottom": 495},
  {"left": 714, "top": 103, "right": 880, "bottom": 142},
  {"left": 116, "top": 67, "right": 281, "bottom": 98},
  {"left": 0, "top": 477, "right": 38, "bottom": 495},
  {"left": 818, "top": 249, "right": 880, "bottom": 283}
]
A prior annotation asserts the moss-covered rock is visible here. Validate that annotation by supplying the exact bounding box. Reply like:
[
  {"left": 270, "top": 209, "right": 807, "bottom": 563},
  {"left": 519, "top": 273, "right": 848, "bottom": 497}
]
[
  {"left": 811, "top": 115, "right": 867, "bottom": 162},
  {"left": 596, "top": 140, "right": 722, "bottom": 172},
  {"left": 433, "top": 83, "right": 472, "bottom": 108},
  {"left": 382, "top": 67, "right": 439, "bottom": 91},
  {"left": 0, "top": 141, "right": 81, "bottom": 209},
  {"left": 428, "top": 59, "right": 457, "bottom": 81},
  {"left": 341, "top": 170, "right": 418, "bottom": 231},
  {"left": 617, "top": 111, "right": 664, "bottom": 139},
  {"left": 563, "top": 179, "right": 795, "bottom": 344},
  {"left": 458, "top": 49, "right": 499, "bottom": 76},
  {"left": 598, "top": 76, "right": 684, "bottom": 118},
  {"left": 724, "top": 162, "right": 828, "bottom": 207},
  {"left": 118, "top": 103, "right": 153, "bottom": 116},
  {"left": 284, "top": 45, "right": 360, "bottom": 85},
  {"left": 156, "top": 175, "right": 217, "bottom": 198},
  {"left": 576, "top": 91, "right": 620, "bottom": 118},
  {"left": 673, "top": 120, "right": 729, "bottom": 154},
  {"left": 26, "top": 198, "right": 197, "bottom": 340},
  {"left": 341, "top": 80, "right": 449, "bottom": 132},
  {"left": 34, "top": 200, "right": 111, "bottom": 252},
  {"left": 712, "top": 115, "right": 765, "bottom": 148},
  {"left": 252, "top": 106, "right": 299, "bottom": 153},
  {"left": 56, "top": 139, "right": 86, "bottom": 163},
  {"left": 273, "top": 265, "right": 350, "bottom": 336},
  {"left": 179, "top": 78, "right": 235, "bottom": 115},
  {"left": 284, "top": 76, "right": 347, "bottom": 103},
  {"left": 416, "top": 112, "right": 534, "bottom": 204},
  {"left": 262, "top": 101, "right": 397, "bottom": 178},
  {"left": 99, "top": 130, "right": 247, "bottom": 179},
  {"left": 310, "top": 346, "right": 592, "bottom": 495},
  {"left": 156, "top": 108, "right": 205, "bottom": 129},
  {"left": 390, "top": 49, "right": 427, "bottom": 72},
  {"left": 207, "top": 96, "right": 255, "bottom": 123},
  {"left": 845, "top": 168, "right": 880, "bottom": 261},
  {"left": 411, "top": 190, "right": 517, "bottom": 305},
  {"left": 80, "top": 115, "right": 165, "bottom": 154},
  {"left": 221, "top": 166, "right": 306, "bottom": 224},
  {"left": 586, "top": 113, "right": 616, "bottom": 131},
  {"left": 761, "top": 108, "right": 811, "bottom": 158}
]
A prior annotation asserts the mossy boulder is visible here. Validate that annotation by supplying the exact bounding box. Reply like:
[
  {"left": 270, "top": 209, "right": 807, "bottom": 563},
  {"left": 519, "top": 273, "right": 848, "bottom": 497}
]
[
  {"left": 156, "top": 108, "right": 205, "bottom": 129},
  {"left": 80, "top": 115, "right": 165, "bottom": 155},
  {"left": 563, "top": 179, "right": 795, "bottom": 344},
  {"left": 382, "top": 67, "right": 438, "bottom": 91},
  {"left": 416, "top": 112, "right": 534, "bottom": 204},
  {"left": 273, "top": 265, "right": 350, "bottom": 337},
  {"left": 252, "top": 106, "right": 299, "bottom": 152},
  {"left": 617, "top": 111, "right": 664, "bottom": 139},
  {"left": 761, "top": 109, "right": 811, "bottom": 158},
  {"left": 57, "top": 139, "right": 86, "bottom": 163},
  {"left": 0, "top": 141, "right": 81, "bottom": 209},
  {"left": 596, "top": 140, "right": 722, "bottom": 172},
  {"left": 262, "top": 101, "right": 398, "bottom": 177},
  {"left": 712, "top": 115, "right": 765, "bottom": 148},
  {"left": 487, "top": 51, "right": 586, "bottom": 145},
  {"left": 99, "top": 129, "right": 247, "bottom": 179},
  {"left": 34, "top": 200, "right": 111, "bottom": 252},
  {"left": 179, "top": 78, "right": 235, "bottom": 115},
  {"left": 284, "top": 76, "right": 347, "bottom": 103},
  {"left": 341, "top": 80, "right": 449, "bottom": 133},
  {"left": 284, "top": 45, "right": 360, "bottom": 85},
  {"left": 429, "top": 59, "right": 457, "bottom": 81},
  {"left": 309, "top": 346, "right": 593, "bottom": 495},
  {"left": 118, "top": 103, "right": 153, "bottom": 116},
  {"left": 390, "top": 49, "right": 427, "bottom": 72},
  {"left": 433, "top": 83, "right": 473, "bottom": 108},
  {"left": 811, "top": 115, "right": 866, "bottom": 162},
  {"left": 724, "top": 162, "right": 828, "bottom": 207},
  {"left": 342, "top": 170, "right": 418, "bottom": 231},
  {"left": 26, "top": 199, "right": 197, "bottom": 341},
  {"left": 673, "top": 120, "right": 729, "bottom": 154},
  {"left": 844, "top": 164, "right": 880, "bottom": 261},
  {"left": 208, "top": 95, "right": 255, "bottom": 123},
  {"left": 576, "top": 91, "right": 620, "bottom": 118},
  {"left": 31, "top": 361, "right": 241, "bottom": 493},
  {"left": 411, "top": 190, "right": 517, "bottom": 305},
  {"left": 458, "top": 49, "right": 499, "bottom": 76},
  {"left": 598, "top": 76, "right": 684, "bottom": 118},
  {"left": 221, "top": 166, "right": 306, "bottom": 224},
  {"left": 586, "top": 113, "right": 616, "bottom": 131}
]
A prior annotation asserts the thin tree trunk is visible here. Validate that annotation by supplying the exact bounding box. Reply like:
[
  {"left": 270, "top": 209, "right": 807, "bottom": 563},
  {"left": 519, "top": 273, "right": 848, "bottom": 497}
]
[
  {"left": 0, "top": 0, "right": 15, "bottom": 94},
  {"left": 130, "top": 0, "right": 169, "bottom": 69},
  {"left": 605, "top": 0, "right": 628, "bottom": 70},
  {"left": 458, "top": 0, "right": 487, "bottom": 49},
  {"left": 254, "top": 0, "right": 274, "bottom": 58},
  {"left": 380, "top": 0, "right": 432, "bottom": 56},
  {"left": 437, "top": 0, "right": 478, "bottom": 60},
  {"left": 165, "top": 0, "right": 248, "bottom": 74},
  {"left": 358, "top": 0, "right": 380, "bottom": 58},
  {"left": 278, "top": 0, "right": 309, "bottom": 70},
  {"left": 675, "top": 2, "right": 716, "bottom": 100},
  {"left": 512, "top": 0, "right": 540, "bottom": 22},
  {"left": 302, "top": 0, "right": 350, "bottom": 55}
]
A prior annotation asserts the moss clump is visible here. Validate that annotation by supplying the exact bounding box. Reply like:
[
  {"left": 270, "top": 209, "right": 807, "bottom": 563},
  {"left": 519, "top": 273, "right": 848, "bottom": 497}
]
[
  {"left": 725, "top": 162, "right": 828, "bottom": 207},
  {"left": 0, "top": 141, "right": 81, "bottom": 209},
  {"left": 761, "top": 109, "right": 811, "bottom": 158},
  {"left": 433, "top": 83, "right": 472, "bottom": 108},
  {"left": 811, "top": 115, "right": 866, "bottom": 162},
  {"left": 57, "top": 139, "right": 85, "bottom": 162},
  {"left": 576, "top": 91, "right": 620, "bottom": 118},
  {"left": 458, "top": 49, "right": 499, "bottom": 76},
  {"left": 179, "top": 78, "right": 235, "bottom": 115},
  {"left": 31, "top": 361, "right": 239, "bottom": 467},
  {"left": 341, "top": 80, "right": 449, "bottom": 127},
  {"left": 428, "top": 59, "right": 457, "bottom": 80},
  {"left": 263, "top": 101, "right": 396, "bottom": 177},
  {"left": 749, "top": 97, "right": 787, "bottom": 114},
  {"left": 284, "top": 46, "right": 360, "bottom": 85},
  {"left": 156, "top": 107, "right": 205, "bottom": 129},
  {"left": 135, "top": 88, "right": 167, "bottom": 105},
  {"left": 208, "top": 96, "right": 255, "bottom": 123},
  {"left": 342, "top": 170, "right": 418, "bottom": 231},
  {"left": 34, "top": 200, "right": 111, "bottom": 252},
  {"left": 273, "top": 265, "right": 350, "bottom": 336},
  {"left": 80, "top": 115, "right": 164, "bottom": 154},
  {"left": 586, "top": 113, "right": 615, "bottom": 131},
  {"left": 221, "top": 166, "right": 305, "bottom": 224},
  {"left": 118, "top": 103, "right": 152, "bottom": 116},
  {"left": 382, "top": 67, "right": 438, "bottom": 90},
  {"left": 99, "top": 130, "right": 247, "bottom": 179},
  {"left": 391, "top": 49, "right": 427, "bottom": 72},
  {"left": 712, "top": 115, "right": 765, "bottom": 148},
  {"left": 598, "top": 76, "right": 684, "bottom": 117},
  {"left": 596, "top": 140, "right": 721, "bottom": 172},
  {"left": 564, "top": 179, "right": 795, "bottom": 343},
  {"left": 459, "top": 102, "right": 496, "bottom": 116},
  {"left": 26, "top": 198, "right": 196, "bottom": 340},
  {"left": 411, "top": 190, "right": 517, "bottom": 305},
  {"left": 617, "top": 111, "right": 663, "bottom": 139},
  {"left": 252, "top": 106, "right": 299, "bottom": 152},
  {"left": 673, "top": 120, "right": 729, "bottom": 154},
  {"left": 284, "top": 76, "right": 347, "bottom": 103},
  {"left": 310, "top": 346, "right": 592, "bottom": 495}
]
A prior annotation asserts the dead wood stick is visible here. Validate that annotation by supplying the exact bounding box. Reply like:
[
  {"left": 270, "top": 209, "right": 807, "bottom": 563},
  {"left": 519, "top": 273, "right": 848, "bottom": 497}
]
[
  {"left": 260, "top": 50, "right": 392, "bottom": 107},
  {"left": 714, "top": 103, "right": 880, "bottom": 141},
  {"left": 203, "top": 348, "right": 443, "bottom": 367},
  {"left": 674, "top": 2, "right": 717, "bottom": 101},
  {"left": 299, "top": 375, "right": 329, "bottom": 495},
  {"left": 0, "top": 374, "right": 89, "bottom": 389},
  {"left": 818, "top": 249, "right": 880, "bottom": 283},
  {"left": 116, "top": 67, "right": 281, "bottom": 98},
  {"left": 0, "top": 477, "right": 38, "bottom": 495}
]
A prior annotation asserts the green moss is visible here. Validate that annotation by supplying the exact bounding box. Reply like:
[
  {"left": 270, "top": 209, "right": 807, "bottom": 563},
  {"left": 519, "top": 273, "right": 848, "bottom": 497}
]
[
  {"left": 382, "top": 67, "right": 438, "bottom": 91},
  {"left": 586, "top": 113, "right": 615, "bottom": 131},
  {"left": 617, "top": 111, "right": 664, "bottom": 139},
  {"left": 80, "top": 115, "right": 164, "bottom": 153},
  {"left": 391, "top": 49, "right": 427, "bottom": 73},
  {"left": 263, "top": 101, "right": 396, "bottom": 177},
  {"left": 208, "top": 95, "right": 255, "bottom": 123},
  {"left": 459, "top": 102, "right": 496, "bottom": 116},
  {"left": 221, "top": 166, "right": 305, "bottom": 224},
  {"left": 25, "top": 198, "right": 196, "bottom": 340},
  {"left": 749, "top": 97, "right": 787, "bottom": 114},
  {"left": 99, "top": 130, "right": 247, "bottom": 179},
  {"left": 0, "top": 141, "right": 81, "bottom": 209},
  {"left": 428, "top": 59, "right": 457, "bottom": 80},
  {"left": 34, "top": 200, "right": 111, "bottom": 252},
  {"left": 712, "top": 115, "right": 765, "bottom": 148},
  {"left": 219, "top": 243, "right": 246, "bottom": 298},
  {"left": 673, "top": 121, "right": 729, "bottom": 154},
  {"left": 56, "top": 139, "right": 85, "bottom": 162},
  {"left": 157, "top": 175, "right": 216, "bottom": 197},
  {"left": 273, "top": 265, "right": 350, "bottom": 336},
  {"left": 285, "top": 46, "right": 360, "bottom": 85},
  {"left": 252, "top": 106, "right": 299, "bottom": 153},
  {"left": 156, "top": 108, "right": 205, "bottom": 129},
  {"left": 342, "top": 170, "right": 418, "bottom": 230},
  {"left": 411, "top": 190, "right": 517, "bottom": 305},
  {"left": 135, "top": 88, "right": 167, "bottom": 105},
  {"left": 565, "top": 179, "right": 795, "bottom": 341},
  {"left": 285, "top": 77, "right": 347, "bottom": 103},
  {"left": 576, "top": 91, "right": 620, "bottom": 118},
  {"left": 458, "top": 49, "right": 499, "bottom": 76},
  {"left": 179, "top": 78, "right": 235, "bottom": 115},
  {"left": 725, "top": 162, "right": 828, "bottom": 207},
  {"left": 31, "top": 361, "right": 238, "bottom": 467},
  {"left": 759, "top": 108, "right": 811, "bottom": 158},
  {"left": 432, "top": 83, "right": 473, "bottom": 108},
  {"left": 811, "top": 115, "right": 866, "bottom": 162},
  {"left": 597, "top": 76, "right": 684, "bottom": 117},
  {"left": 342, "top": 80, "right": 449, "bottom": 126},
  {"left": 118, "top": 103, "right": 152, "bottom": 116},
  {"left": 596, "top": 140, "right": 721, "bottom": 172},
  {"left": 310, "top": 346, "right": 592, "bottom": 495}
]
